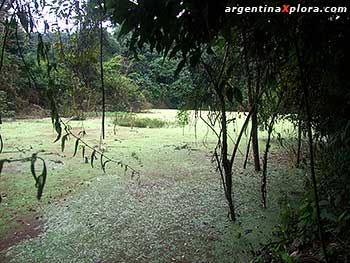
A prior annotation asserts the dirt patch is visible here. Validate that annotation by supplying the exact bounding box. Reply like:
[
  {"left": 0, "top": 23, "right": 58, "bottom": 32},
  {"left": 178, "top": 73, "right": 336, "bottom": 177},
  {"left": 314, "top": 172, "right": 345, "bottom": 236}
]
[{"left": 0, "top": 216, "right": 45, "bottom": 252}]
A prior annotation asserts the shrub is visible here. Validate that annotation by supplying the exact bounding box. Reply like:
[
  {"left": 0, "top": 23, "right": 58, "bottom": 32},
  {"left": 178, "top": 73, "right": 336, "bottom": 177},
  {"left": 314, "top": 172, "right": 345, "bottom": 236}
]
[
  {"left": 0, "top": 90, "right": 16, "bottom": 119},
  {"left": 113, "top": 112, "right": 169, "bottom": 128}
]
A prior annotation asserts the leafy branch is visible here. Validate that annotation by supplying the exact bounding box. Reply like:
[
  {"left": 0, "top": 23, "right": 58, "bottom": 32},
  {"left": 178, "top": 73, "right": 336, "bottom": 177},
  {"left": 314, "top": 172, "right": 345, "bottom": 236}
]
[
  {"left": 0, "top": 153, "right": 47, "bottom": 203},
  {"left": 57, "top": 118, "right": 140, "bottom": 178},
  {"left": 0, "top": 133, "right": 3, "bottom": 154}
]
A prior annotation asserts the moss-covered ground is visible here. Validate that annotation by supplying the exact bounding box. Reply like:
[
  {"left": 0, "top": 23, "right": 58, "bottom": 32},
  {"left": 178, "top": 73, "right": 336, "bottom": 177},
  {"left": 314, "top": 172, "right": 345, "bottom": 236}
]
[{"left": 0, "top": 109, "right": 304, "bottom": 262}]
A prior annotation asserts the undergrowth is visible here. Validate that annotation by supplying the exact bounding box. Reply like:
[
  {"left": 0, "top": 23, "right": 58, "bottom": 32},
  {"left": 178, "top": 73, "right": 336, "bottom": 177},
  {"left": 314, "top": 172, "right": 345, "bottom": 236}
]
[{"left": 113, "top": 112, "right": 171, "bottom": 128}]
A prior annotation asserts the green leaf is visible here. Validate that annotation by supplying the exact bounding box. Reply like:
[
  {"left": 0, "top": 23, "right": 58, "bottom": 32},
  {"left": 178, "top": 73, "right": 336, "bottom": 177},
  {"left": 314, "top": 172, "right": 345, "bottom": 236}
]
[
  {"left": 64, "top": 125, "right": 72, "bottom": 133},
  {"left": 82, "top": 145, "right": 85, "bottom": 159},
  {"left": 280, "top": 251, "right": 292, "bottom": 263},
  {"left": 54, "top": 125, "right": 62, "bottom": 142},
  {"left": 155, "top": 41, "right": 162, "bottom": 54},
  {"left": 163, "top": 38, "right": 174, "bottom": 59},
  {"left": 37, "top": 33, "right": 45, "bottom": 65},
  {"left": 90, "top": 150, "right": 96, "bottom": 168},
  {"left": 0, "top": 134, "right": 3, "bottom": 153},
  {"left": 52, "top": 114, "right": 62, "bottom": 143},
  {"left": 0, "top": 160, "right": 4, "bottom": 175},
  {"left": 100, "top": 154, "right": 104, "bottom": 168},
  {"left": 216, "top": 37, "right": 226, "bottom": 49},
  {"left": 174, "top": 59, "right": 186, "bottom": 76},
  {"left": 61, "top": 134, "right": 69, "bottom": 152},
  {"left": 73, "top": 138, "right": 80, "bottom": 157},
  {"left": 102, "top": 160, "right": 110, "bottom": 173},
  {"left": 36, "top": 159, "right": 47, "bottom": 200},
  {"left": 30, "top": 154, "right": 38, "bottom": 184}
]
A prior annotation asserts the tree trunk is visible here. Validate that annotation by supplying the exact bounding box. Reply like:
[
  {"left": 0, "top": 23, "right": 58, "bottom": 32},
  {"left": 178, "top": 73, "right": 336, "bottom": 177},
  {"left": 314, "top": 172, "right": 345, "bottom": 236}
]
[
  {"left": 220, "top": 96, "right": 236, "bottom": 221},
  {"left": 251, "top": 109, "right": 261, "bottom": 171},
  {"left": 245, "top": 44, "right": 261, "bottom": 172},
  {"left": 261, "top": 136, "right": 270, "bottom": 208},
  {"left": 252, "top": 64, "right": 261, "bottom": 172},
  {"left": 99, "top": 0, "right": 106, "bottom": 139},
  {"left": 261, "top": 114, "right": 277, "bottom": 208},
  {"left": 295, "top": 39, "right": 328, "bottom": 263},
  {"left": 296, "top": 119, "right": 302, "bottom": 167},
  {"left": 243, "top": 128, "right": 252, "bottom": 169},
  {"left": 100, "top": 19, "right": 105, "bottom": 140}
]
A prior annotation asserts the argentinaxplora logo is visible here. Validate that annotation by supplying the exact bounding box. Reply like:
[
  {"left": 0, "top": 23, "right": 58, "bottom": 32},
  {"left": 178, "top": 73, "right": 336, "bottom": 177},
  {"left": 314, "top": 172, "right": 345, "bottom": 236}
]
[{"left": 225, "top": 4, "right": 347, "bottom": 15}]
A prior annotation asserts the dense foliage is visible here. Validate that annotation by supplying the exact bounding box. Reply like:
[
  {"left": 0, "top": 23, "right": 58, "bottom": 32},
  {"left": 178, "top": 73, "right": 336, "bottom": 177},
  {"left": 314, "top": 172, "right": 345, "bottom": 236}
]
[{"left": 0, "top": 14, "right": 200, "bottom": 116}]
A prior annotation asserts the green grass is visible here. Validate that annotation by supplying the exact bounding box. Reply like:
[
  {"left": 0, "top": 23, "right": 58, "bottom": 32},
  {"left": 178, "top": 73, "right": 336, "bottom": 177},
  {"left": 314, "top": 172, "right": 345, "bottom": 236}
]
[{"left": 0, "top": 109, "right": 304, "bottom": 262}]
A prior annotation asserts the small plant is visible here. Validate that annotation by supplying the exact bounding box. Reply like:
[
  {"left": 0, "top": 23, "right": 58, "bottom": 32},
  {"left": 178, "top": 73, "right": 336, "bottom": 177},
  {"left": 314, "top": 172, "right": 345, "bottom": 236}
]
[
  {"left": 70, "top": 111, "right": 86, "bottom": 121},
  {"left": 176, "top": 110, "right": 190, "bottom": 135}
]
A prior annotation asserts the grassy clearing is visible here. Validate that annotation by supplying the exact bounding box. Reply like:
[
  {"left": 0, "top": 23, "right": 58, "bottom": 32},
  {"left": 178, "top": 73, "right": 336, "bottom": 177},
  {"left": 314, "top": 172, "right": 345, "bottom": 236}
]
[{"left": 0, "top": 109, "right": 304, "bottom": 262}]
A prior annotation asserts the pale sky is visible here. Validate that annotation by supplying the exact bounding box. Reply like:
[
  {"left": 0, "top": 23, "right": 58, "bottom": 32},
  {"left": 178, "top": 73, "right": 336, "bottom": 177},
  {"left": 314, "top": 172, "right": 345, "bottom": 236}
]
[{"left": 31, "top": 0, "right": 112, "bottom": 34}]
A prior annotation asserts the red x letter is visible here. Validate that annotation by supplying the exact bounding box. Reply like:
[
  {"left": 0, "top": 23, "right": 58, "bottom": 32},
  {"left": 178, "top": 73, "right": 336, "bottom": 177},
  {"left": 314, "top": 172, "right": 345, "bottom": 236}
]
[{"left": 282, "top": 5, "right": 290, "bottom": 13}]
